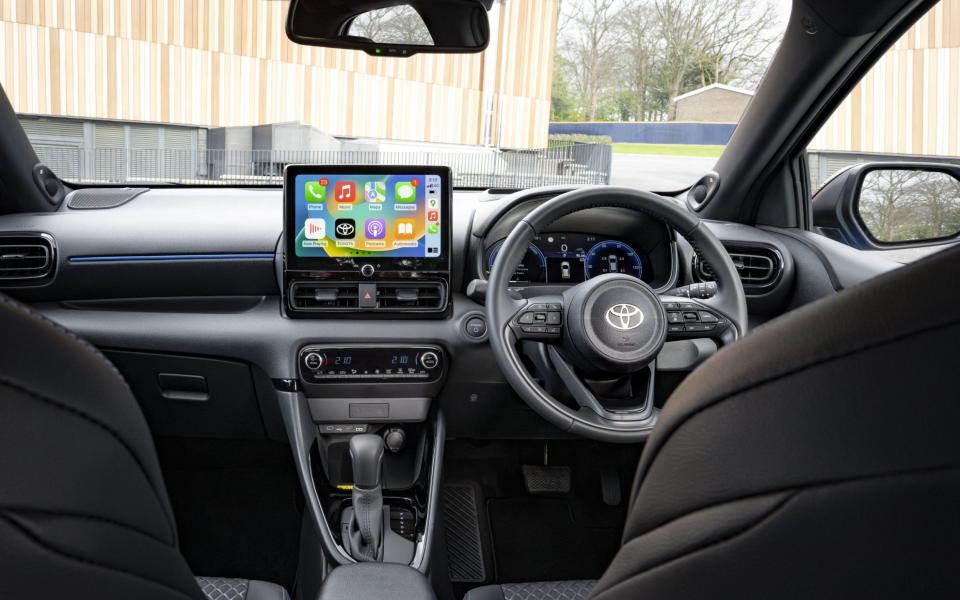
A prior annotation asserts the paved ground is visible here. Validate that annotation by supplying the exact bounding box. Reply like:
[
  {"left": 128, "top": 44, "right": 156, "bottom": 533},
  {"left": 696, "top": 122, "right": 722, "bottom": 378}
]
[{"left": 608, "top": 153, "right": 717, "bottom": 191}]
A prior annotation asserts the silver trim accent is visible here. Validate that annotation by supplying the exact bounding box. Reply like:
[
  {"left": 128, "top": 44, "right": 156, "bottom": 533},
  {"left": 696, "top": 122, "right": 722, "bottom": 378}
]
[{"left": 604, "top": 303, "right": 644, "bottom": 330}]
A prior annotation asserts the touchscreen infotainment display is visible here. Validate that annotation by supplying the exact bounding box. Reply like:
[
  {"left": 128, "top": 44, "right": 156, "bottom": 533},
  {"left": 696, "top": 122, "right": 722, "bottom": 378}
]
[{"left": 290, "top": 171, "right": 444, "bottom": 259}]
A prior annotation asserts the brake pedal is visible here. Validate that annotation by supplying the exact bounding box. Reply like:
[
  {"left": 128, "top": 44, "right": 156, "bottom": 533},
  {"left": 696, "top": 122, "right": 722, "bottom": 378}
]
[{"left": 522, "top": 464, "right": 572, "bottom": 494}]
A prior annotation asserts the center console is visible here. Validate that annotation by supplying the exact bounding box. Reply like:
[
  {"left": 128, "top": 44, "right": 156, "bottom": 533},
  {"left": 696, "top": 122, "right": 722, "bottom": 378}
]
[{"left": 276, "top": 166, "right": 452, "bottom": 587}]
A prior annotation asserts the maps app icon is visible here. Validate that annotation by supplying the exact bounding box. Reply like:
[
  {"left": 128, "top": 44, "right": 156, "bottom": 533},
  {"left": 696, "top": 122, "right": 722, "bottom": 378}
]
[
  {"left": 364, "top": 181, "right": 386, "bottom": 203},
  {"left": 365, "top": 218, "right": 386, "bottom": 239}
]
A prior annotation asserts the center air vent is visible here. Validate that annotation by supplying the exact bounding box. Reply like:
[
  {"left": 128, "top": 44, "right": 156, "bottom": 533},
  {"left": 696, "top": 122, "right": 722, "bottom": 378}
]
[
  {"left": 288, "top": 280, "right": 447, "bottom": 313},
  {"left": 694, "top": 244, "right": 782, "bottom": 292},
  {"left": 0, "top": 233, "right": 56, "bottom": 285}
]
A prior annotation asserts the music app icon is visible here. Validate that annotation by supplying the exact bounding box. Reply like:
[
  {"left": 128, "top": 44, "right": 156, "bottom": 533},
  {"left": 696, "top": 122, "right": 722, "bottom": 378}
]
[
  {"left": 334, "top": 181, "right": 356, "bottom": 203},
  {"left": 304, "top": 218, "right": 326, "bottom": 240}
]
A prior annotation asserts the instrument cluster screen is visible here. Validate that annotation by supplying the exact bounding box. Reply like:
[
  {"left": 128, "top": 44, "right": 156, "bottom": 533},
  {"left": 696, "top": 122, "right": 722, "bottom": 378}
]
[{"left": 486, "top": 233, "right": 647, "bottom": 285}]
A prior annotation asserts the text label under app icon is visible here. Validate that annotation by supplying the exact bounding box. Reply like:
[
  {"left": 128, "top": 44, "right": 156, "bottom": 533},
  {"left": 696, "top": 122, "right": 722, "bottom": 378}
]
[
  {"left": 365, "top": 218, "right": 386, "bottom": 239},
  {"left": 305, "top": 181, "right": 326, "bottom": 203},
  {"left": 304, "top": 218, "right": 326, "bottom": 239},
  {"left": 334, "top": 181, "right": 356, "bottom": 203},
  {"left": 395, "top": 181, "right": 417, "bottom": 203},
  {"left": 396, "top": 219, "right": 416, "bottom": 238},
  {"left": 364, "top": 181, "right": 386, "bottom": 203},
  {"left": 335, "top": 219, "right": 356, "bottom": 239}
]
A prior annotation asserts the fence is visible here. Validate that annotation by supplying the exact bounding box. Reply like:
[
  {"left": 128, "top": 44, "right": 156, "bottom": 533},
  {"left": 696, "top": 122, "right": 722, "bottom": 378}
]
[
  {"left": 549, "top": 122, "right": 736, "bottom": 146},
  {"left": 32, "top": 144, "right": 612, "bottom": 188}
]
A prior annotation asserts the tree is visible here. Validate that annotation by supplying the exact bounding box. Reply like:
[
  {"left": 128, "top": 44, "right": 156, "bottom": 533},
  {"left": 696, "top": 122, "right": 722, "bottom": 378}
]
[
  {"left": 349, "top": 5, "right": 435, "bottom": 45},
  {"left": 558, "top": 0, "right": 622, "bottom": 121}
]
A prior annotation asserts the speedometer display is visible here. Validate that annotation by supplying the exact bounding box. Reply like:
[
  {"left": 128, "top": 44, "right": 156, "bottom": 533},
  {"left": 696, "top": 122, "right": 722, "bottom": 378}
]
[
  {"left": 487, "top": 242, "right": 547, "bottom": 283},
  {"left": 584, "top": 240, "right": 643, "bottom": 279}
]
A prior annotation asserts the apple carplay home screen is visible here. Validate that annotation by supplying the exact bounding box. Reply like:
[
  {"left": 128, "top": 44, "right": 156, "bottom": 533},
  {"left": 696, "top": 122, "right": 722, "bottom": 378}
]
[{"left": 293, "top": 173, "right": 443, "bottom": 259}]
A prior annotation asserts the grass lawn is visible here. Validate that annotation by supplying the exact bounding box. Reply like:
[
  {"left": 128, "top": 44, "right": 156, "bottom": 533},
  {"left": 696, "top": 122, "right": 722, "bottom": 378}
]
[{"left": 612, "top": 143, "right": 726, "bottom": 158}]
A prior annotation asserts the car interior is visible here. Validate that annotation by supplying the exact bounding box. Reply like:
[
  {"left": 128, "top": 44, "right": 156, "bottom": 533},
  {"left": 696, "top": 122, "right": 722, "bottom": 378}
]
[{"left": 1, "top": 0, "right": 959, "bottom": 599}]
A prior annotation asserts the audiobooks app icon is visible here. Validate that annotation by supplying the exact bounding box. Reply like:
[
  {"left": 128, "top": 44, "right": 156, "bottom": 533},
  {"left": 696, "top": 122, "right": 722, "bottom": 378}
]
[
  {"left": 304, "top": 218, "right": 326, "bottom": 239},
  {"left": 395, "top": 219, "right": 416, "bottom": 239}
]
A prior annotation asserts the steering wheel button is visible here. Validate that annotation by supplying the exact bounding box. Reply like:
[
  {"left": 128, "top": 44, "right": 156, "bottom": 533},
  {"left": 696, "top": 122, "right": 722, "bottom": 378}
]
[
  {"left": 699, "top": 311, "right": 719, "bottom": 323},
  {"left": 546, "top": 327, "right": 561, "bottom": 334},
  {"left": 546, "top": 303, "right": 562, "bottom": 311},
  {"left": 668, "top": 325, "right": 684, "bottom": 333},
  {"left": 546, "top": 312, "right": 562, "bottom": 325},
  {"left": 685, "top": 323, "right": 707, "bottom": 332},
  {"left": 683, "top": 312, "right": 700, "bottom": 321},
  {"left": 667, "top": 311, "right": 683, "bottom": 323},
  {"left": 518, "top": 312, "right": 535, "bottom": 324},
  {"left": 534, "top": 312, "right": 547, "bottom": 321}
]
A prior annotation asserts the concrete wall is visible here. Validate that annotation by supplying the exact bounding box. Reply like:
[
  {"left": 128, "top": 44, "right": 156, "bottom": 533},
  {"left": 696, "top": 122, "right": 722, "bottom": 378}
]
[
  {"left": 674, "top": 88, "right": 752, "bottom": 123},
  {"left": 549, "top": 122, "right": 735, "bottom": 145}
]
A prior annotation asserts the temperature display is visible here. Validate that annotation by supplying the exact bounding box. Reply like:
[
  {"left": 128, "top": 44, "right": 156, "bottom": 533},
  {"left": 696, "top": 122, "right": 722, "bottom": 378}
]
[{"left": 299, "top": 346, "right": 443, "bottom": 382}]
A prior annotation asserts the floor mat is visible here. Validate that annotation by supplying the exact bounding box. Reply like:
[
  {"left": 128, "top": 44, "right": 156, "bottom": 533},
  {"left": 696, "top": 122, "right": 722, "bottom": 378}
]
[
  {"left": 487, "top": 497, "right": 622, "bottom": 583},
  {"left": 442, "top": 482, "right": 488, "bottom": 583}
]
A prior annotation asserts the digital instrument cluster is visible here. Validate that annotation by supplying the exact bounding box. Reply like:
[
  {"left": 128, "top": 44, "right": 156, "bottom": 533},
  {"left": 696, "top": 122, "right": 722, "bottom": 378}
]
[{"left": 484, "top": 233, "right": 649, "bottom": 285}]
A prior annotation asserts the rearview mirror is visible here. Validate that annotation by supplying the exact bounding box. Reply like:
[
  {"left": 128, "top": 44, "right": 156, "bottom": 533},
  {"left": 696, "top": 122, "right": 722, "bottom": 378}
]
[
  {"left": 813, "top": 163, "right": 960, "bottom": 249},
  {"left": 286, "top": 0, "right": 490, "bottom": 57}
]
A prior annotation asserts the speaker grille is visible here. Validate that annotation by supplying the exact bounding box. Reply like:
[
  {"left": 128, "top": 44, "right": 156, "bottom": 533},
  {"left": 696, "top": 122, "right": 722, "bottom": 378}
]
[{"left": 66, "top": 187, "right": 148, "bottom": 210}]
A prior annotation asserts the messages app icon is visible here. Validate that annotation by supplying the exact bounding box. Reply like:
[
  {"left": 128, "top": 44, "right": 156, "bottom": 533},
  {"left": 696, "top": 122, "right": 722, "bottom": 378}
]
[
  {"left": 304, "top": 181, "right": 326, "bottom": 202},
  {"left": 395, "top": 181, "right": 416, "bottom": 203}
]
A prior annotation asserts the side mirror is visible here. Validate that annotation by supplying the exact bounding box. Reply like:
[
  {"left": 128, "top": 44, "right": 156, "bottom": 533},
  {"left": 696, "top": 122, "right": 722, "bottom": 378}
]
[
  {"left": 813, "top": 163, "right": 960, "bottom": 250},
  {"left": 286, "top": 0, "right": 490, "bottom": 57}
]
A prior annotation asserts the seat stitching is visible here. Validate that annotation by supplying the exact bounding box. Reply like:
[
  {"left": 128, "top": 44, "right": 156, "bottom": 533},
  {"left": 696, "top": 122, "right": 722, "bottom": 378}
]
[
  {"left": 630, "top": 317, "right": 960, "bottom": 525},
  {"left": 1, "top": 506, "right": 171, "bottom": 547},
  {"left": 591, "top": 493, "right": 794, "bottom": 600},
  {"left": 603, "top": 463, "right": 960, "bottom": 599},
  {"left": 0, "top": 512, "right": 199, "bottom": 600},
  {"left": 0, "top": 293, "right": 131, "bottom": 388},
  {"left": 0, "top": 375, "right": 176, "bottom": 542}
]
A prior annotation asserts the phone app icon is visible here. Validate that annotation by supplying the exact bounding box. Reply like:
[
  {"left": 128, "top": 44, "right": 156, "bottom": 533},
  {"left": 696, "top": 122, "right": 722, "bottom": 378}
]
[
  {"left": 395, "top": 181, "right": 417, "bottom": 203},
  {"left": 427, "top": 223, "right": 439, "bottom": 234},
  {"left": 334, "top": 181, "right": 356, "bottom": 203},
  {"left": 304, "top": 218, "right": 326, "bottom": 239},
  {"left": 304, "top": 181, "right": 326, "bottom": 203},
  {"left": 335, "top": 219, "right": 356, "bottom": 239},
  {"left": 427, "top": 210, "right": 439, "bottom": 222},
  {"left": 396, "top": 219, "right": 416, "bottom": 238},
  {"left": 365, "top": 218, "right": 386, "bottom": 239},
  {"left": 364, "top": 181, "right": 386, "bottom": 203}
]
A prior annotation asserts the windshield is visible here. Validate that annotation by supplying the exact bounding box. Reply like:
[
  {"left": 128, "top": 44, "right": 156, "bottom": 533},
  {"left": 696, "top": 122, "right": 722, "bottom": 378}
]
[{"left": 5, "top": 0, "right": 789, "bottom": 190}]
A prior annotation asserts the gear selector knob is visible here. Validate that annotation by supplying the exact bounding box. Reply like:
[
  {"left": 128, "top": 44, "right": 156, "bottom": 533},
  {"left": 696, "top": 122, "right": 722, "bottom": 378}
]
[{"left": 350, "top": 434, "right": 384, "bottom": 488}]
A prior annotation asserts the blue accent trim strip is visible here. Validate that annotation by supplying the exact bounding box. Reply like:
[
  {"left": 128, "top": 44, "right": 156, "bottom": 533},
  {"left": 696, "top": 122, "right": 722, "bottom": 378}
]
[{"left": 69, "top": 253, "right": 275, "bottom": 263}]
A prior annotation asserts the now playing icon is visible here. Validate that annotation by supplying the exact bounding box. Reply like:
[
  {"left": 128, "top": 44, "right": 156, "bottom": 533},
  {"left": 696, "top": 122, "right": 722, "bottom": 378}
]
[{"left": 365, "top": 218, "right": 386, "bottom": 239}]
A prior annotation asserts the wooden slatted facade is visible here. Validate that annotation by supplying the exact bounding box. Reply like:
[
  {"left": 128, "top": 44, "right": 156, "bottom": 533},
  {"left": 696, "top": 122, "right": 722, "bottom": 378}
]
[
  {"left": 811, "top": 0, "right": 960, "bottom": 157},
  {"left": 0, "top": 0, "right": 558, "bottom": 148}
]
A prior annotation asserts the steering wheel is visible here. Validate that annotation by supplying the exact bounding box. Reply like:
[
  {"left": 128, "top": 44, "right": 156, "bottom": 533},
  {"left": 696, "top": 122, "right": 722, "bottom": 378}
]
[{"left": 486, "top": 187, "right": 748, "bottom": 443}]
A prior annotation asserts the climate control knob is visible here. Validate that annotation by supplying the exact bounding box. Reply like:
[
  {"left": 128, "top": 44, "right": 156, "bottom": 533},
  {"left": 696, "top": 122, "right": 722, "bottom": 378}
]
[
  {"left": 304, "top": 352, "right": 324, "bottom": 370},
  {"left": 420, "top": 351, "right": 440, "bottom": 370}
]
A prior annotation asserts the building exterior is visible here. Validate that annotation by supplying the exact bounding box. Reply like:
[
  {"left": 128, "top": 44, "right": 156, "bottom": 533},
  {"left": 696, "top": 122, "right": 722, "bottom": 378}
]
[
  {"left": 809, "top": 0, "right": 960, "bottom": 185},
  {"left": 0, "top": 0, "right": 558, "bottom": 150},
  {"left": 672, "top": 84, "right": 754, "bottom": 123}
]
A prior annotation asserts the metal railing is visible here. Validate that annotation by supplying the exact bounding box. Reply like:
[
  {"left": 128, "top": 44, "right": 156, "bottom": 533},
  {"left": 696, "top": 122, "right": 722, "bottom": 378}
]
[{"left": 32, "top": 144, "right": 612, "bottom": 188}]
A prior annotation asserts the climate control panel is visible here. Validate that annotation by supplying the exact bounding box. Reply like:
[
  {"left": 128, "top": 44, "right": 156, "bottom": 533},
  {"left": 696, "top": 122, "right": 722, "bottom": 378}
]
[{"left": 298, "top": 345, "right": 444, "bottom": 384}]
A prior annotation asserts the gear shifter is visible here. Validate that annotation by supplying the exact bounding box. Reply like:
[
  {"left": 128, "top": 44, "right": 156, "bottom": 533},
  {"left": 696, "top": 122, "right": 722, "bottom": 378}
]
[{"left": 346, "top": 434, "right": 384, "bottom": 561}]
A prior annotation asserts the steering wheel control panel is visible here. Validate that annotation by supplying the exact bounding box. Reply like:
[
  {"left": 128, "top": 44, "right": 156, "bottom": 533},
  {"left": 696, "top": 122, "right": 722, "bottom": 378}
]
[
  {"left": 298, "top": 345, "right": 445, "bottom": 384},
  {"left": 664, "top": 301, "right": 729, "bottom": 336}
]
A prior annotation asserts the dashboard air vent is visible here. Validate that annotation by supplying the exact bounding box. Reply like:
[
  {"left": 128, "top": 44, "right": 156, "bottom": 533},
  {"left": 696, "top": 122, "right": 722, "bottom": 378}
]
[
  {"left": 0, "top": 234, "right": 56, "bottom": 285},
  {"left": 289, "top": 281, "right": 360, "bottom": 311},
  {"left": 694, "top": 244, "right": 782, "bottom": 292},
  {"left": 377, "top": 282, "right": 446, "bottom": 310}
]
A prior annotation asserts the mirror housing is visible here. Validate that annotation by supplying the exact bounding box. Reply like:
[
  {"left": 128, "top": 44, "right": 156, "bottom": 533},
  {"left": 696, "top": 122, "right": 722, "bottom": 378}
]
[
  {"left": 286, "top": 0, "right": 490, "bottom": 57},
  {"left": 813, "top": 162, "right": 960, "bottom": 250}
]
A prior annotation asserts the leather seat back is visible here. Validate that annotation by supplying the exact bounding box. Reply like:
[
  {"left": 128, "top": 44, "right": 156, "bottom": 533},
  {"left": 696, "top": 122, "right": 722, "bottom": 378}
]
[
  {"left": 591, "top": 246, "right": 960, "bottom": 599},
  {"left": 0, "top": 295, "right": 204, "bottom": 600}
]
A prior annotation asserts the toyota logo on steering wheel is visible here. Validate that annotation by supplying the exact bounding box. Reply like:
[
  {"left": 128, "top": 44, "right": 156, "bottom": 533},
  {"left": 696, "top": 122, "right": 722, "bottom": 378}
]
[{"left": 605, "top": 303, "right": 644, "bottom": 330}]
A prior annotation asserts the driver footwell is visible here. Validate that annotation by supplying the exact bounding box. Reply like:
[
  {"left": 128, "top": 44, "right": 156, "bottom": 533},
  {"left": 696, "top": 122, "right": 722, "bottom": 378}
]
[{"left": 442, "top": 440, "right": 639, "bottom": 598}]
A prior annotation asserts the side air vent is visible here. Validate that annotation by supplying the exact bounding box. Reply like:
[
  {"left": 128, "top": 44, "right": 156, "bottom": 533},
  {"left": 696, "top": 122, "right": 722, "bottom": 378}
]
[
  {"left": 289, "top": 281, "right": 360, "bottom": 311},
  {"left": 378, "top": 282, "right": 446, "bottom": 310},
  {"left": 694, "top": 244, "right": 782, "bottom": 292},
  {"left": 0, "top": 233, "right": 56, "bottom": 285}
]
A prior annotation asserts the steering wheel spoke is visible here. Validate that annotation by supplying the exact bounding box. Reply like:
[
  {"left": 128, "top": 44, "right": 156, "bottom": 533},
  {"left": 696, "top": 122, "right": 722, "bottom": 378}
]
[{"left": 507, "top": 294, "right": 564, "bottom": 342}]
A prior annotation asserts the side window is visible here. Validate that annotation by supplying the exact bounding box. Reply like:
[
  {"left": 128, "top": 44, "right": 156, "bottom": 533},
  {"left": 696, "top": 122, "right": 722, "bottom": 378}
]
[{"left": 806, "top": 1, "right": 960, "bottom": 260}]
